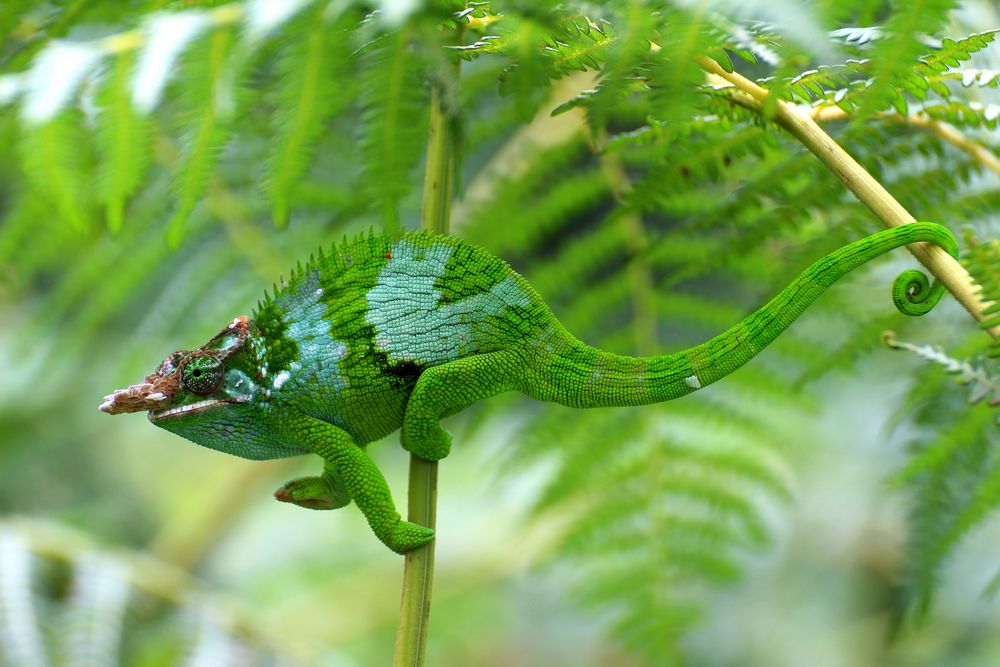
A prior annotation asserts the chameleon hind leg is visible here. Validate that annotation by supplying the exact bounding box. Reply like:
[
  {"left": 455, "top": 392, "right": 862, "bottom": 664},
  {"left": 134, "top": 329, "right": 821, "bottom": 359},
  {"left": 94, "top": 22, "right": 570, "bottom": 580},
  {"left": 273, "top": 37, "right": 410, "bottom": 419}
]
[
  {"left": 274, "top": 460, "right": 351, "bottom": 510},
  {"left": 401, "top": 350, "right": 523, "bottom": 461},
  {"left": 286, "top": 411, "right": 434, "bottom": 553}
]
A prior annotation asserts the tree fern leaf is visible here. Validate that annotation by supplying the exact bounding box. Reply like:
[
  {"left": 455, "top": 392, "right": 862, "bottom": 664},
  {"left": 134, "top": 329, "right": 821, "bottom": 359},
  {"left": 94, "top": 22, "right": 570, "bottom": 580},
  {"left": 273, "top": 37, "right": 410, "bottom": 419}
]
[
  {"left": 358, "top": 26, "right": 428, "bottom": 232},
  {"left": 0, "top": 533, "right": 49, "bottom": 667},
  {"left": 919, "top": 97, "right": 1000, "bottom": 129},
  {"left": 132, "top": 10, "right": 213, "bottom": 114},
  {"left": 495, "top": 16, "right": 556, "bottom": 121},
  {"left": 829, "top": 26, "right": 883, "bottom": 47},
  {"left": 544, "top": 15, "right": 614, "bottom": 77},
  {"left": 905, "top": 411, "right": 1000, "bottom": 617},
  {"left": 644, "top": 9, "right": 717, "bottom": 132},
  {"left": 917, "top": 30, "right": 999, "bottom": 75},
  {"left": 19, "top": 109, "right": 92, "bottom": 231},
  {"left": 22, "top": 39, "right": 103, "bottom": 123},
  {"left": 526, "top": 217, "right": 625, "bottom": 300},
  {"left": 963, "top": 235, "right": 1000, "bottom": 357},
  {"left": 862, "top": 1, "right": 958, "bottom": 115},
  {"left": 578, "top": 5, "right": 656, "bottom": 130},
  {"left": 184, "top": 605, "right": 246, "bottom": 667},
  {"left": 0, "top": 522, "right": 295, "bottom": 665},
  {"left": 894, "top": 344, "right": 1000, "bottom": 620},
  {"left": 96, "top": 51, "right": 151, "bottom": 234},
  {"left": 60, "top": 555, "right": 130, "bottom": 667},
  {"left": 466, "top": 167, "right": 610, "bottom": 256},
  {"left": 167, "top": 25, "right": 236, "bottom": 247},
  {"left": 951, "top": 68, "right": 1000, "bottom": 89},
  {"left": 267, "top": 2, "right": 351, "bottom": 229}
]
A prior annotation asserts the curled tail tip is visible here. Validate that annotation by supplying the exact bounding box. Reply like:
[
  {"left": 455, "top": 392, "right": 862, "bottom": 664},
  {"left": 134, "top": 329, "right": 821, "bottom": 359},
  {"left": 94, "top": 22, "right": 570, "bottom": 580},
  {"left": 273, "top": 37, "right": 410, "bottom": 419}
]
[
  {"left": 892, "top": 269, "right": 943, "bottom": 316},
  {"left": 891, "top": 222, "right": 958, "bottom": 317}
]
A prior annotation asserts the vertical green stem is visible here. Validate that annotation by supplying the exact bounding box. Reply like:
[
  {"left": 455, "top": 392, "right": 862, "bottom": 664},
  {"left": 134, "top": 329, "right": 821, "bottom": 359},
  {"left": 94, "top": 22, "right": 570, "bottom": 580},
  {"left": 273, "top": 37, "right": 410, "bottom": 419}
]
[{"left": 393, "top": 16, "right": 462, "bottom": 667}]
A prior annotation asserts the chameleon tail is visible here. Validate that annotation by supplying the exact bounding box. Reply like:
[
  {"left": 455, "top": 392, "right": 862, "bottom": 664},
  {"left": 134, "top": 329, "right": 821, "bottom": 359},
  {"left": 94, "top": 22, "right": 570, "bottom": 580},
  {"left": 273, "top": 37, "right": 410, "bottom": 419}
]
[{"left": 520, "top": 222, "right": 958, "bottom": 409}]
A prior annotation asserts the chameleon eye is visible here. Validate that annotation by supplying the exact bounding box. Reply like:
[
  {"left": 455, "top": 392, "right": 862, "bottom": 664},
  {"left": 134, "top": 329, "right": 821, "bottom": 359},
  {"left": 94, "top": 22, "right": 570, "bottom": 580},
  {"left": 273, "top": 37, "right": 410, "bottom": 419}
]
[{"left": 182, "top": 355, "right": 224, "bottom": 395}]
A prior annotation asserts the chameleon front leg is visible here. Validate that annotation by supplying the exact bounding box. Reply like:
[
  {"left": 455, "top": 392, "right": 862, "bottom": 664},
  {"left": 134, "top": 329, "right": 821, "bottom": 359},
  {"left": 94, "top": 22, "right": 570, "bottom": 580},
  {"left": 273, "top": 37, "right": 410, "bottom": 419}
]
[
  {"left": 274, "top": 460, "right": 351, "bottom": 510},
  {"left": 401, "top": 351, "right": 523, "bottom": 461},
  {"left": 286, "top": 411, "right": 434, "bottom": 553}
]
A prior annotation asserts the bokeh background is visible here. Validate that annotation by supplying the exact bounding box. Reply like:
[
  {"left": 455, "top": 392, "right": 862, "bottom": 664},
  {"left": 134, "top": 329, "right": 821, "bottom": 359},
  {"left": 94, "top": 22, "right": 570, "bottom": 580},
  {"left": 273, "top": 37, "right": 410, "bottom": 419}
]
[{"left": 1, "top": 1, "right": 1000, "bottom": 665}]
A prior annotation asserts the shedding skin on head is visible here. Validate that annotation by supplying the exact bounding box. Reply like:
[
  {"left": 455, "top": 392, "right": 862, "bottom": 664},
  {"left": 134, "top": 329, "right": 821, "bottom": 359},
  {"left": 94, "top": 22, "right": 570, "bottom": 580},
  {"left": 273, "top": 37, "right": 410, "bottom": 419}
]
[{"left": 99, "top": 316, "right": 251, "bottom": 416}]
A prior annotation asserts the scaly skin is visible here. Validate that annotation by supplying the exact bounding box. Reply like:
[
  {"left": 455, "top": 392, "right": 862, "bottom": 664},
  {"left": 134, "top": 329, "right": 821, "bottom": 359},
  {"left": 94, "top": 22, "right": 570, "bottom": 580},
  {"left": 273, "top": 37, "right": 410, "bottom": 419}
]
[{"left": 99, "top": 223, "right": 959, "bottom": 553}]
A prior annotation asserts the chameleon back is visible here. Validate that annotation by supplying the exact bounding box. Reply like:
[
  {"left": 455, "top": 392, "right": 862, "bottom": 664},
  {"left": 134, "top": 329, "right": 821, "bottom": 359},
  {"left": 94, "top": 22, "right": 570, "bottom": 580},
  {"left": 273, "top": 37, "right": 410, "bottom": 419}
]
[{"left": 257, "top": 231, "right": 554, "bottom": 444}]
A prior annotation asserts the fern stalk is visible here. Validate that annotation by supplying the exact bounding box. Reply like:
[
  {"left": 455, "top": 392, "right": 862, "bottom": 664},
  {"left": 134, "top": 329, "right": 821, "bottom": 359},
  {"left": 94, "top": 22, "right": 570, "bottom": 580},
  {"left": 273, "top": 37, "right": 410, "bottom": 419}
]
[
  {"left": 394, "top": 18, "right": 463, "bottom": 667},
  {"left": 813, "top": 106, "right": 1000, "bottom": 180},
  {"left": 701, "top": 57, "right": 1000, "bottom": 340}
]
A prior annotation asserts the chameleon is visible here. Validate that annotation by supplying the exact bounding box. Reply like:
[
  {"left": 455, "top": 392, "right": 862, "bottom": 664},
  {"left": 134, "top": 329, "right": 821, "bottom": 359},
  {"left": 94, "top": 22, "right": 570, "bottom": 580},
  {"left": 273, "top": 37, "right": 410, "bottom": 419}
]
[{"left": 100, "top": 222, "right": 958, "bottom": 554}]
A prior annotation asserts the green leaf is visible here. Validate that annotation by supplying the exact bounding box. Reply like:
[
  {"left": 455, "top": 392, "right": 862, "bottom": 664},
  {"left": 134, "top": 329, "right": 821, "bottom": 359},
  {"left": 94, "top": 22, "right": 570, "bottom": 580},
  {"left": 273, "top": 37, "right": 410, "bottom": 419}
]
[
  {"left": 267, "top": 2, "right": 353, "bottom": 228},
  {"left": 95, "top": 52, "right": 152, "bottom": 234},
  {"left": 358, "top": 26, "right": 429, "bottom": 231},
  {"left": 19, "top": 109, "right": 92, "bottom": 231},
  {"left": 166, "top": 25, "right": 237, "bottom": 247}
]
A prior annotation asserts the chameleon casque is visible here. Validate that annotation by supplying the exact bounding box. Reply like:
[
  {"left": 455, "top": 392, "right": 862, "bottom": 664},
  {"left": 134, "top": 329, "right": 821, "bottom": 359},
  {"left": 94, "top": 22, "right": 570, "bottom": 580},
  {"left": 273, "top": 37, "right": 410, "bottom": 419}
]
[{"left": 100, "top": 222, "right": 958, "bottom": 553}]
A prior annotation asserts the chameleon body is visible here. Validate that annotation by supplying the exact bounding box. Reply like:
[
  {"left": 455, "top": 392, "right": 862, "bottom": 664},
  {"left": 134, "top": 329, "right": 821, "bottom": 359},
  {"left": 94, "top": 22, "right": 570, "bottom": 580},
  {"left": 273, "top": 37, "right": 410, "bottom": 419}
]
[{"left": 100, "top": 222, "right": 958, "bottom": 553}]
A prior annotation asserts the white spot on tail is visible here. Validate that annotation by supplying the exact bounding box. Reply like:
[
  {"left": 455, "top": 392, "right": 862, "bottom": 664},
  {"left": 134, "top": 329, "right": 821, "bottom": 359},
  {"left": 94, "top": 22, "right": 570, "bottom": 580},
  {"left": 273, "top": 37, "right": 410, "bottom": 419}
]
[{"left": 684, "top": 375, "right": 701, "bottom": 389}]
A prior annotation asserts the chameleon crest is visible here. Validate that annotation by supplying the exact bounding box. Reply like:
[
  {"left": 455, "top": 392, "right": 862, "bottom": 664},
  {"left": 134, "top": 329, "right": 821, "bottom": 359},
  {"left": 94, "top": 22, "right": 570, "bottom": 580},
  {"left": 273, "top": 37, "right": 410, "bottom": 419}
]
[{"left": 101, "top": 225, "right": 959, "bottom": 553}]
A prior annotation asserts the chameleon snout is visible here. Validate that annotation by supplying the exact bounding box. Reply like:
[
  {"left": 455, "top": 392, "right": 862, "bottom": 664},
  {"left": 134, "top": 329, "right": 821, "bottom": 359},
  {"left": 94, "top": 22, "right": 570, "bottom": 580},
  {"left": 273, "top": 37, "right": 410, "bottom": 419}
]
[
  {"left": 99, "top": 371, "right": 181, "bottom": 415},
  {"left": 99, "top": 382, "right": 170, "bottom": 414}
]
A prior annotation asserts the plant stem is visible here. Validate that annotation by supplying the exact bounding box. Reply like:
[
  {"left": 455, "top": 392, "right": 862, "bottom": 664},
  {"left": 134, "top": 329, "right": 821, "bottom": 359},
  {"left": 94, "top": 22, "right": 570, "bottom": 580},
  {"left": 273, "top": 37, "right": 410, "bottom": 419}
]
[
  {"left": 393, "top": 24, "right": 462, "bottom": 667},
  {"left": 700, "top": 58, "right": 999, "bottom": 339}
]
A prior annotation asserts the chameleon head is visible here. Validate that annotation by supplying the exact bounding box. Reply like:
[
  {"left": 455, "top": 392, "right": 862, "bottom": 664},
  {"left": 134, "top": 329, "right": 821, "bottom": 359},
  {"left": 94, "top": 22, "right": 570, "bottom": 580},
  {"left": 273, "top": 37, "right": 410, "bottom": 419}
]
[
  {"left": 99, "top": 315, "right": 302, "bottom": 461},
  {"left": 99, "top": 315, "right": 257, "bottom": 423}
]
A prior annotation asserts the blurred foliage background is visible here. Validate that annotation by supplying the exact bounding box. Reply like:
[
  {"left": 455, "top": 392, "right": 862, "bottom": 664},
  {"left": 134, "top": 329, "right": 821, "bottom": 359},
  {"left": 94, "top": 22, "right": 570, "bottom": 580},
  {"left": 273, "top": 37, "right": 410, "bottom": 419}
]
[{"left": 1, "top": 0, "right": 1000, "bottom": 665}]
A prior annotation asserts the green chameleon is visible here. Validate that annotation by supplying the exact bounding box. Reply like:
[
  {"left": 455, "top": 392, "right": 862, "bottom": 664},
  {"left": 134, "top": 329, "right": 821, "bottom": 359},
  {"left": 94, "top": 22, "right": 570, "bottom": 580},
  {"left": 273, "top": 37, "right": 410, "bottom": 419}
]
[{"left": 100, "top": 222, "right": 957, "bottom": 553}]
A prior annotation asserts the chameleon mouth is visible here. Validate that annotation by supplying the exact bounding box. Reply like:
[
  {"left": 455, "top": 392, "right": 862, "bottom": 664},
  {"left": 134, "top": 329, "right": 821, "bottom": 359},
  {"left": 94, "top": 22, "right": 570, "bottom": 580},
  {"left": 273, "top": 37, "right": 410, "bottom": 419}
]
[
  {"left": 149, "top": 399, "right": 226, "bottom": 421},
  {"left": 148, "top": 397, "right": 248, "bottom": 422}
]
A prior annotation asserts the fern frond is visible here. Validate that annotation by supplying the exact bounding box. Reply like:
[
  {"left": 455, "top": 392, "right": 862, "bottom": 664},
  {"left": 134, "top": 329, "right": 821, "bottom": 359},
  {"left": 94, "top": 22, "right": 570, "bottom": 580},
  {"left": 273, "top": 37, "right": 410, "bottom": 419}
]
[
  {"left": 166, "top": 25, "right": 237, "bottom": 246},
  {"left": 0, "top": 533, "right": 48, "bottom": 667},
  {"left": 771, "top": 59, "right": 870, "bottom": 105},
  {"left": 358, "top": 25, "right": 428, "bottom": 231},
  {"left": 59, "top": 555, "right": 130, "bottom": 667},
  {"left": 963, "top": 234, "right": 1000, "bottom": 357},
  {"left": 95, "top": 51, "right": 152, "bottom": 234},
  {"left": 567, "top": 6, "right": 656, "bottom": 129},
  {"left": 0, "top": 521, "right": 297, "bottom": 665},
  {"left": 829, "top": 26, "right": 883, "bottom": 47},
  {"left": 899, "top": 403, "right": 999, "bottom": 618},
  {"left": 18, "top": 109, "right": 93, "bottom": 231},
  {"left": 543, "top": 15, "right": 615, "bottom": 76},
  {"left": 267, "top": 2, "right": 352, "bottom": 228},
  {"left": 884, "top": 332, "right": 999, "bottom": 408},
  {"left": 908, "top": 99, "right": 1000, "bottom": 128},
  {"left": 799, "top": 30, "right": 999, "bottom": 115},
  {"left": 862, "top": 0, "right": 956, "bottom": 116},
  {"left": 917, "top": 31, "right": 999, "bottom": 77},
  {"left": 515, "top": 405, "right": 795, "bottom": 664}
]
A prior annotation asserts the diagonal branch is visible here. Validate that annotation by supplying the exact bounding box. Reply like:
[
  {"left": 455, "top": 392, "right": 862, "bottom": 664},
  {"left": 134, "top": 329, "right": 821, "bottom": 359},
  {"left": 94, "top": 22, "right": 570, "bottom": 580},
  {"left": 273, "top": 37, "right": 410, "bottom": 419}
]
[
  {"left": 810, "top": 106, "right": 1000, "bottom": 179},
  {"left": 701, "top": 58, "right": 999, "bottom": 339}
]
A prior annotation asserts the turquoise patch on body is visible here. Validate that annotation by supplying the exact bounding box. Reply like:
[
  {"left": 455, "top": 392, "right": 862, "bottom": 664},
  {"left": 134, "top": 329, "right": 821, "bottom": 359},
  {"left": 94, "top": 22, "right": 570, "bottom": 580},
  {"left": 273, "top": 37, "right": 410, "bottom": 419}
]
[
  {"left": 278, "top": 270, "right": 348, "bottom": 396},
  {"left": 365, "top": 239, "right": 531, "bottom": 365}
]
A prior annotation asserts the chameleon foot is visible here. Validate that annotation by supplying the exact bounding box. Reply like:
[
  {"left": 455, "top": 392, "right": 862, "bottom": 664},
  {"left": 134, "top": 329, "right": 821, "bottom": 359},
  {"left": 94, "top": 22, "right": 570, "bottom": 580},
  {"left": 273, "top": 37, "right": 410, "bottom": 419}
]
[
  {"left": 274, "top": 476, "right": 350, "bottom": 510},
  {"left": 401, "top": 424, "right": 452, "bottom": 461},
  {"left": 386, "top": 520, "right": 435, "bottom": 554}
]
